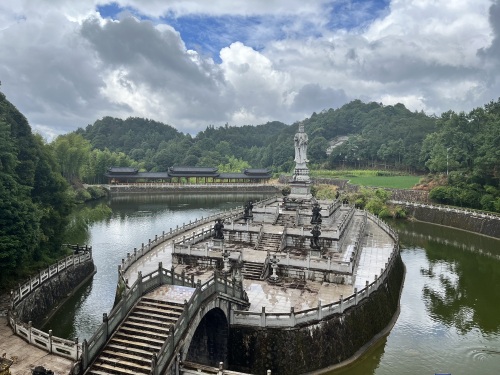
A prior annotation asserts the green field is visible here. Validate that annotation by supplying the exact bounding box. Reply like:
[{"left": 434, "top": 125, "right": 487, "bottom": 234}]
[{"left": 310, "top": 169, "right": 423, "bottom": 189}]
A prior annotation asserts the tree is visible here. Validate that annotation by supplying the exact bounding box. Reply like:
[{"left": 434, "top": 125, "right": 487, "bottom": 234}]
[{"left": 51, "top": 133, "right": 91, "bottom": 181}]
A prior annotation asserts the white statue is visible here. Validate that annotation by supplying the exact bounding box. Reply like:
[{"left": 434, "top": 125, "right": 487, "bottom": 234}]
[{"left": 294, "top": 122, "right": 308, "bottom": 164}]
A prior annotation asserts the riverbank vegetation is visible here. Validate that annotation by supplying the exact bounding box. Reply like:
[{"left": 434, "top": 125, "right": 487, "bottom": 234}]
[
  {"left": 0, "top": 91, "right": 113, "bottom": 291},
  {"left": 0, "top": 91, "right": 74, "bottom": 289}
]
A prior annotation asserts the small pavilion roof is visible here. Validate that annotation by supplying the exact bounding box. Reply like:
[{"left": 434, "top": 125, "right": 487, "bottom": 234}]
[
  {"left": 104, "top": 172, "right": 170, "bottom": 179},
  {"left": 243, "top": 168, "right": 271, "bottom": 176},
  {"left": 107, "top": 167, "right": 139, "bottom": 174},
  {"left": 168, "top": 166, "right": 219, "bottom": 177},
  {"left": 219, "top": 173, "right": 270, "bottom": 179}
]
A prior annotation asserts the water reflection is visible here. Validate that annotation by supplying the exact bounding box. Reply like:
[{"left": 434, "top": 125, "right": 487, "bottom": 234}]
[
  {"left": 326, "top": 220, "right": 500, "bottom": 375},
  {"left": 42, "top": 193, "right": 272, "bottom": 341},
  {"left": 43, "top": 197, "right": 500, "bottom": 374}
]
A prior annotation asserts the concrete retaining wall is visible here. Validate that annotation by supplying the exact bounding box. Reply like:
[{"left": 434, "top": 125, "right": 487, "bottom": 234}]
[
  {"left": 401, "top": 203, "right": 500, "bottom": 238},
  {"left": 107, "top": 184, "right": 280, "bottom": 194},
  {"left": 14, "top": 261, "right": 95, "bottom": 324}
]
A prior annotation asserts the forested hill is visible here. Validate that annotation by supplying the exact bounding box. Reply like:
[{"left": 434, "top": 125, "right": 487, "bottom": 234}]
[
  {"left": 76, "top": 116, "right": 182, "bottom": 155},
  {"left": 75, "top": 100, "right": 437, "bottom": 173},
  {"left": 0, "top": 90, "right": 71, "bottom": 287},
  {"left": 73, "top": 99, "right": 500, "bottom": 211},
  {"left": 76, "top": 117, "right": 289, "bottom": 171},
  {"left": 304, "top": 100, "right": 438, "bottom": 170}
]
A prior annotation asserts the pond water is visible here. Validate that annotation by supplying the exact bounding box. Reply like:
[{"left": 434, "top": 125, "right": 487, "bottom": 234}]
[{"left": 43, "top": 195, "right": 500, "bottom": 375}]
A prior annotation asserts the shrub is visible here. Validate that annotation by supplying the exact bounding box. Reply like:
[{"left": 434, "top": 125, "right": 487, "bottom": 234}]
[{"left": 87, "top": 186, "right": 107, "bottom": 200}]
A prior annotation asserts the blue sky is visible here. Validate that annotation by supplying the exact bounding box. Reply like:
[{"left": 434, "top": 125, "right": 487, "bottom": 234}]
[
  {"left": 97, "top": 1, "right": 391, "bottom": 62},
  {"left": 0, "top": 0, "right": 498, "bottom": 139}
]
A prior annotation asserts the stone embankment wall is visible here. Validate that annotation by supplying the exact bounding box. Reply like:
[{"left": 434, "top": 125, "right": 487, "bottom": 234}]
[
  {"left": 399, "top": 202, "right": 500, "bottom": 239},
  {"left": 106, "top": 183, "right": 280, "bottom": 194},
  {"left": 14, "top": 259, "right": 95, "bottom": 324},
  {"left": 227, "top": 254, "right": 405, "bottom": 375}
]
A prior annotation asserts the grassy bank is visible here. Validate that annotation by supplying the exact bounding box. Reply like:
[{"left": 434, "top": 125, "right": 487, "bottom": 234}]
[{"left": 310, "top": 169, "right": 422, "bottom": 189}]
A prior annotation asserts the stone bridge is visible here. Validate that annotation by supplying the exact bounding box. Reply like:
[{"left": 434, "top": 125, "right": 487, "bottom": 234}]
[{"left": 80, "top": 265, "right": 249, "bottom": 375}]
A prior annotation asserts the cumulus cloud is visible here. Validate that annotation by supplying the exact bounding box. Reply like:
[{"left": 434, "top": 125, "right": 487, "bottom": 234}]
[{"left": 0, "top": 0, "right": 498, "bottom": 139}]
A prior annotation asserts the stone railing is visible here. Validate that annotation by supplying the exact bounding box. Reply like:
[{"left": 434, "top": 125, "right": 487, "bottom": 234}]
[
  {"left": 80, "top": 267, "right": 247, "bottom": 375},
  {"left": 119, "top": 208, "right": 242, "bottom": 276},
  {"left": 350, "top": 212, "right": 368, "bottom": 269},
  {"left": 253, "top": 225, "right": 264, "bottom": 250},
  {"left": 274, "top": 251, "right": 351, "bottom": 274},
  {"left": 391, "top": 200, "right": 500, "bottom": 220},
  {"left": 118, "top": 197, "right": 276, "bottom": 288},
  {"left": 153, "top": 272, "right": 247, "bottom": 374},
  {"left": 7, "top": 250, "right": 93, "bottom": 360},
  {"left": 11, "top": 250, "right": 92, "bottom": 306},
  {"left": 336, "top": 205, "right": 355, "bottom": 238},
  {"left": 231, "top": 217, "right": 400, "bottom": 328},
  {"left": 327, "top": 199, "right": 341, "bottom": 216}
]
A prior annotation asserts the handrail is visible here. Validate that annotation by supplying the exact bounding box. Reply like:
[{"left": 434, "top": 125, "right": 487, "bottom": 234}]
[
  {"left": 391, "top": 200, "right": 500, "bottom": 220},
  {"left": 118, "top": 196, "right": 277, "bottom": 288},
  {"left": 278, "top": 226, "right": 287, "bottom": 252},
  {"left": 81, "top": 267, "right": 248, "bottom": 374},
  {"left": 11, "top": 250, "right": 92, "bottom": 306},
  {"left": 7, "top": 249, "right": 93, "bottom": 361},
  {"left": 231, "top": 213, "right": 400, "bottom": 328},
  {"left": 253, "top": 225, "right": 264, "bottom": 250}
]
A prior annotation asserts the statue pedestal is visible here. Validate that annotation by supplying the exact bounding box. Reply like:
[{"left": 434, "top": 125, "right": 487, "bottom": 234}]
[
  {"left": 212, "top": 239, "right": 224, "bottom": 250},
  {"left": 310, "top": 249, "right": 321, "bottom": 258},
  {"left": 290, "top": 181, "right": 311, "bottom": 198}
]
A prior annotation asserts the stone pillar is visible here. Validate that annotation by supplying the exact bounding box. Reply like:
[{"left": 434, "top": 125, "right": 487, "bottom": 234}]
[
  {"left": 260, "top": 306, "right": 266, "bottom": 327},
  {"left": 103, "top": 313, "right": 109, "bottom": 339},
  {"left": 158, "top": 262, "right": 163, "bottom": 285}
]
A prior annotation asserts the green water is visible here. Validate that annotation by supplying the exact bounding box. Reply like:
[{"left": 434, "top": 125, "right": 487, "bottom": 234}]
[
  {"left": 327, "top": 220, "right": 500, "bottom": 375},
  {"left": 43, "top": 195, "right": 500, "bottom": 374}
]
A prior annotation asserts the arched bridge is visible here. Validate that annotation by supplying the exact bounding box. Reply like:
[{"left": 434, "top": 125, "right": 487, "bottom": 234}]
[{"left": 80, "top": 265, "right": 249, "bottom": 375}]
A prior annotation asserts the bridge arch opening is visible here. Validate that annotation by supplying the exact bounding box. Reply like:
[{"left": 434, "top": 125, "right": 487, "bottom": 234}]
[{"left": 185, "top": 307, "right": 229, "bottom": 367}]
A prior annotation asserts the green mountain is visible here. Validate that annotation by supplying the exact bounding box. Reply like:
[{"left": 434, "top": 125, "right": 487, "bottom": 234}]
[{"left": 0, "top": 90, "right": 71, "bottom": 287}]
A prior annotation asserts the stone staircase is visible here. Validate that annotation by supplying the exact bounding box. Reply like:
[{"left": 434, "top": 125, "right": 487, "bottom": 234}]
[
  {"left": 274, "top": 213, "right": 295, "bottom": 226},
  {"left": 87, "top": 298, "right": 184, "bottom": 375},
  {"left": 256, "top": 233, "right": 282, "bottom": 252},
  {"left": 241, "top": 261, "right": 264, "bottom": 280}
]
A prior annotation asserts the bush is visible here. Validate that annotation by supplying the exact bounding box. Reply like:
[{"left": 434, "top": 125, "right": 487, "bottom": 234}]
[
  {"left": 87, "top": 186, "right": 107, "bottom": 200},
  {"left": 74, "top": 188, "right": 92, "bottom": 203}
]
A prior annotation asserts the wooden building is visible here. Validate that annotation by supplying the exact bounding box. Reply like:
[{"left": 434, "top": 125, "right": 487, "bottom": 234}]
[{"left": 104, "top": 166, "right": 272, "bottom": 184}]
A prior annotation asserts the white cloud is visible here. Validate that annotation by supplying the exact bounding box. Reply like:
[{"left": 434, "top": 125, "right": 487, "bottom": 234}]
[{"left": 0, "top": 0, "right": 498, "bottom": 139}]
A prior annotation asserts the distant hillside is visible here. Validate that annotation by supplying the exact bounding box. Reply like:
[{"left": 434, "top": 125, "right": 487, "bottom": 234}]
[
  {"left": 72, "top": 97, "right": 500, "bottom": 211},
  {"left": 302, "top": 100, "right": 438, "bottom": 170},
  {"left": 75, "top": 101, "right": 438, "bottom": 173}
]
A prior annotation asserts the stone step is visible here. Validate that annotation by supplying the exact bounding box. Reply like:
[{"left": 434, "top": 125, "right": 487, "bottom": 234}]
[
  {"left": 140, "top": 298, "right": 185, "bottom": 311},
  {"left": 242, "top": 261, "right": 264, "bottom": 280},
  {"left": 134, "top": 304, "right": 184, "bottom": 318},
  {"left": 106, "top": 343, "right": 155, "bottom": 358},
  {"left": 87, "top": 296, "right": 182, "bottom": 374},
  {"left": 91, "top": 360, "right": 150, "bottom": 375},
  {"left": 101, "top": 349, "right": 152, "bottom": 365},
  {"left": 127, "top": 314, "right": 176, "bottom": 327},
  {"left": 119, "top": 324, "right": 169, "bottom": 340},
  {"left": 110, "top": 337, "right": 162, "bottom": 352},
  {"left": 113, "top": 331, "right": 165, "bottom": 346}
]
